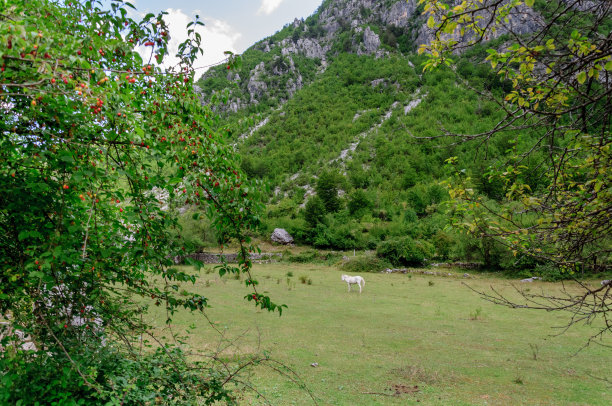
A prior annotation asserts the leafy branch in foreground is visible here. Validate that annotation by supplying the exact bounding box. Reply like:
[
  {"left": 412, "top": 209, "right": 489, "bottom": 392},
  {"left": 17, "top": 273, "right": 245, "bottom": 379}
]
[
  {"left": 418, "top": 0, "right": 611, "bottom": 342},
  {"left": 0, "top": 0, "right": 285, "bottom": 403}
]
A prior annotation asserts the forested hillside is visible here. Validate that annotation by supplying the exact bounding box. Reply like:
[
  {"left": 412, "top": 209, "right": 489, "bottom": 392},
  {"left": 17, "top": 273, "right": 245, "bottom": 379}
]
[{"left": 195, "top": 0, "right": 610, "bottom": 277}]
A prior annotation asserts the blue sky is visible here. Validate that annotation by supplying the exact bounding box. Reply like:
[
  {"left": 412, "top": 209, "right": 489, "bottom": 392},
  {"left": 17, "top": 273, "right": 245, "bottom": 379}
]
[{"left": 129, "top": 0, "right": 322, "bottom": 70}]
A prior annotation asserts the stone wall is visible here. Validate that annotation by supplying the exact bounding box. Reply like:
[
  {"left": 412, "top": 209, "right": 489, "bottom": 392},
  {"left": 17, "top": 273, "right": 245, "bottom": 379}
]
[{"left": 178, "top": 252, "right": 283, "bottom": 264}]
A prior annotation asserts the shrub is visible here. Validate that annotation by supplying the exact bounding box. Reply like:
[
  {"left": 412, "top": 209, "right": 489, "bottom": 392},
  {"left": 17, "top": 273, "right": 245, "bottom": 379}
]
[
  {"left": 341, "top": 255, "right": 391, "bottom": 273},
  {"left": 0, "top": 344, "right": 234, "bottom": 405},
  {"left": 432, "top": 231, "right": 453, "bottom": 260},
  {"left": 266, "top": 198, "right": 297, "bottom": 218},
  {"left": 403, "top": 208, "right": 418, "bottom": 223},
  {"left": 348, "top": 189, "right": 374, "bottom": 217},
  {"left": 298, "top": 275, "right": 313, "bottom": 284},
  {"left": 175, "top": 208, "right": 217, "bottom": 251},
  {"left": 376, "top": 236, "right": 434, "bottom": 266},
  {"left": 304, "top": 196, "right": 327, "bottom": 228},
  {"left": 316, "top": 171, "right": 343, "bottom": 213},
  {"left": 286, "top": 251, "right": 318, "bottom": 263}
]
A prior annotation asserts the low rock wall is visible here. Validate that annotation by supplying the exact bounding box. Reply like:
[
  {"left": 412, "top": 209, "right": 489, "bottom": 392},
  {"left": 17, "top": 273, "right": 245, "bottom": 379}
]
[{"left": 178, "top": 252, "right": 283, "bottom": 264}]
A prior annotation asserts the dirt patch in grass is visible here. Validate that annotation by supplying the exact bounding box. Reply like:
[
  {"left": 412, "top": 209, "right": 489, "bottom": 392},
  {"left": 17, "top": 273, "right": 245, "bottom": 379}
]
[
  {"left": 361, "top": 384, "right": 420, "bottom": 399},
  {"left": 390, "top": 383, "right": 420, "bottom": 395}
]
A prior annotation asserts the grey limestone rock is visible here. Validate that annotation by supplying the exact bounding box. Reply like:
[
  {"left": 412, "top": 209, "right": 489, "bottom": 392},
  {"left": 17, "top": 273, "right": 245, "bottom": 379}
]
[
  {"left": 271, "top": 228, "right": 294, "bottom": 244},
  {"left": 247, "top": 62, "right": 267, "bottom": 103},
  {"left": 361, "top": 26, "right": 380, "bottom": 55}
]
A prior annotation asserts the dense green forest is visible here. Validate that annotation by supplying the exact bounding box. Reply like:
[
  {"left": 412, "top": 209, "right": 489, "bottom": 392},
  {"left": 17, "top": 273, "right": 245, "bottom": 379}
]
[{"left": 193, "top": 0, "right": 610, "bottom": 278}]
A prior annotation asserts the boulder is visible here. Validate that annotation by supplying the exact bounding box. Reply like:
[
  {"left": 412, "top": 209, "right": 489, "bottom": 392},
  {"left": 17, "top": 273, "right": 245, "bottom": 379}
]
[{"left": 271, "top": 228, "right": 294, "bottom": 244}]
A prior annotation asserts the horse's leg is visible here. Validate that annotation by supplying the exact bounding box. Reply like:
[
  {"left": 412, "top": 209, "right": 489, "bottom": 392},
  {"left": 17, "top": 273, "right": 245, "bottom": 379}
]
[
  {"left": 347, "top": 283, "right": 350, "bottom": 292},
  {"left": 359, "top": 282, "right": 362, "bottom": 294}
]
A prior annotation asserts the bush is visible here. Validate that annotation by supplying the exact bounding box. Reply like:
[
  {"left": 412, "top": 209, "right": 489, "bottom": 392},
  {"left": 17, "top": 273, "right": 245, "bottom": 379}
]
[
  {"left": 285, "top": 249, "right": 342, "bottom": 264},
  {"left": 341, "top": 255, "right": 391, "bottom": 273},
  {"left": 316, "top": 171, "right": 343, "bottom": 213},
  {"left": 304, "top": 196, "right": 327, "bottom": 228},
  {"left": 432, "top": 231, "right": 453, "bottom": 260},
  {"left": 286, "top": 250, "right": 318, "bottom": 263},
  {"left": 348, "top": 189, "right": 374, "bottom": 217},
  {"left": 298, "top": 275, "right": 313, "bottom": 284},
  {"left": 175, "top": 208, "right": 217, "bottom": 251},
  {"left": 310, "top": 219, "right": 365, "bottom": 250},
  {"left": 267, "top": 198, "right": 297, "bottom": 218},
  {"left": 0, "top": 344, "right": 234, "bottom": 405},
  {"left": 376, "top": 236, "right": 434, "bottom": 267}
]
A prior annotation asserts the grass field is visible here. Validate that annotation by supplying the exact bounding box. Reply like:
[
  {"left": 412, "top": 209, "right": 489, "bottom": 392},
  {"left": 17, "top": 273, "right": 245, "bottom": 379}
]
[{"left": 146, "top": 263, "right": 611, "bottom": 405}]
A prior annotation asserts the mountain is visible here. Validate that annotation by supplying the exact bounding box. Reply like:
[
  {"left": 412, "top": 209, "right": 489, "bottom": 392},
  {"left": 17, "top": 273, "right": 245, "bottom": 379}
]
[
  {"left": 194, "top": 0, "right": 545, "bottom": 271},
  {"left": 197, "top": 0, "right": 538, "bottom": 113},
  {"left": 198, "top": 0, "right": 423, "bottom": 112}
]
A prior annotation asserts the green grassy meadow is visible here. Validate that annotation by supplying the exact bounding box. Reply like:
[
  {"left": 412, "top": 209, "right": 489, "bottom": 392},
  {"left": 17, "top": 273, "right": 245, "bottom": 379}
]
[{"left": 147, "top": 264, "right": 611, "bottom": 405}]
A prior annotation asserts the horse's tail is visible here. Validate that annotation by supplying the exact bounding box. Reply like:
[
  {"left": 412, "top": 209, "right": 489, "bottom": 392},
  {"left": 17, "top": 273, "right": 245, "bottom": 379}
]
[{"left": 362, "top": 278, "right": 365, "bottom": 286}]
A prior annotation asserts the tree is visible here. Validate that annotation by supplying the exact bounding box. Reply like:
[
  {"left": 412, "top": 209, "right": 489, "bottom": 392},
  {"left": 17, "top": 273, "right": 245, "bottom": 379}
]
[
  {"left": 348, "top": 189, "right": 373, "bottom": 217},
  {"left": 418, "top": 0, "right": 611, "bottom": 343},
  {"left": 304, "top": 195, "right": 327, "bottom": 228},
  {"left": 0, "top": 0, "right": 285, "bottom": 402},
  {"left": 316, "top": 170, "right": 342, "bottom": 212}
]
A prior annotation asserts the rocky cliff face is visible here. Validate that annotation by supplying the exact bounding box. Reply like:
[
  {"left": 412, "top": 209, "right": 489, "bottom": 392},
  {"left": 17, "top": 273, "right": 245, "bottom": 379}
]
[
  {"left": 198, "top": 0, "right": 425, "bottom": 114},
  {"left": 415, "top": 1, "right": 542, "bottom": 47}
]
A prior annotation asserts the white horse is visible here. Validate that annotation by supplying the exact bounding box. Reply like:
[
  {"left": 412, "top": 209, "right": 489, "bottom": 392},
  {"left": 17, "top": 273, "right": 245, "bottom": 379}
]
[{"left": 341, "top": 274, "right": 365, "bottom": 293}]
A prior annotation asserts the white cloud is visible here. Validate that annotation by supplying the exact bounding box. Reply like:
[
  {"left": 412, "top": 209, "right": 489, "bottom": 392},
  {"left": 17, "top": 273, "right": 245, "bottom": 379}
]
[
  {"left": 257, "top": 0, "right": 284, "bottom": 15},
  {"left": 137, "top": 9, "right": 241, "bottom": 72}
]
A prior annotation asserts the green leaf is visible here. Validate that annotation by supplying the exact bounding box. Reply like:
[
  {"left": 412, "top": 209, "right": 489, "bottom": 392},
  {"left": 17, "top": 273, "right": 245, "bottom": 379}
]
[
  {"left": 577, "top": 71, "right": 587, "bottom": 84},
  {"left": 427, "top": 16, "right": 435, "bottom": 29},
  {"left": 525, "top": 0, "right": 534, "bottom": 7},
  {"left": 59, "top": 152, "right": 75, "bottom": 163},
  {"left": 29, "top": 271, "right": 45, "bottom": 279}
]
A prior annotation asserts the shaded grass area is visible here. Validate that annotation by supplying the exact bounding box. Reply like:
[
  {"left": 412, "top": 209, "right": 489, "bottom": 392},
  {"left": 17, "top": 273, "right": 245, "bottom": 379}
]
[{"left": 147, "top": 264, "right": 611, "bottom": 405}]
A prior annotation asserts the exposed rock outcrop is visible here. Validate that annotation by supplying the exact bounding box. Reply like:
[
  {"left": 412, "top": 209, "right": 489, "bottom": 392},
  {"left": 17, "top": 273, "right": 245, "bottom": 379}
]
[
  {"left": 361, "top": 26, "right": 381, "bottom": 54},
  {"left": 198, "top": 0, "right": 541, "bottom": 115},
  {"left": 271, "top": 228, "right": 294, "bottom": 244},
  {"left": 280, "top": 38, "right": 328, "bottom": 59},
  {"left": 416, "top": 1, "right": 542, "bottom": 48},
  {"left": 247, "top": 62, "right": 268, "bottom": 103}
]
